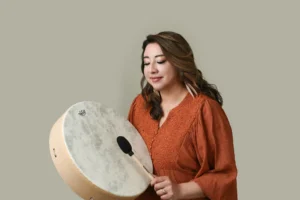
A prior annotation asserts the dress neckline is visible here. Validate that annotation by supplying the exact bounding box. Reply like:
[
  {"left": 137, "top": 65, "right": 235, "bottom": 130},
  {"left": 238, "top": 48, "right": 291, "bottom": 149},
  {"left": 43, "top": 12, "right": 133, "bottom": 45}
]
[{"left": 158, "top": 92, "right": 191, "bottom": 129}]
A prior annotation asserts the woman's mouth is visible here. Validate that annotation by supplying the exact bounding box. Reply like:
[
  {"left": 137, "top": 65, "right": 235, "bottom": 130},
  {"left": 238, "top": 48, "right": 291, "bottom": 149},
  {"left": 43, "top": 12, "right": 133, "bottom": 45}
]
[{"left": 150, "top": 77, "right": 162, "bottom": 83}]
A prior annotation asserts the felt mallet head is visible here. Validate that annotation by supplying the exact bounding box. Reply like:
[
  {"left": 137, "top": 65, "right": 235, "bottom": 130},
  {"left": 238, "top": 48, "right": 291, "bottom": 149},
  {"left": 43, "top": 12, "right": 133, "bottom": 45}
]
[{"left": 116, "top": 136, "right": 133, "bottom": 156}]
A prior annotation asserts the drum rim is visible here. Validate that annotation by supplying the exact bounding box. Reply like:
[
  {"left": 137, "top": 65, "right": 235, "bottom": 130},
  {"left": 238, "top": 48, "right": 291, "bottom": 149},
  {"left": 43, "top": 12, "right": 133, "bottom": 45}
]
[{"left": 61, "top": 100, "right": 151, "bottom": 197}]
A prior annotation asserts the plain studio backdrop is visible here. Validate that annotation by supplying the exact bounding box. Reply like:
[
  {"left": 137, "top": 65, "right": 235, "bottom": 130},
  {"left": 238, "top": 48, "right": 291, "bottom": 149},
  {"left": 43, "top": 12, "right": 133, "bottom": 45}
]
[{"left": 0, "top": 0, "right": 299, "bottom": 199}]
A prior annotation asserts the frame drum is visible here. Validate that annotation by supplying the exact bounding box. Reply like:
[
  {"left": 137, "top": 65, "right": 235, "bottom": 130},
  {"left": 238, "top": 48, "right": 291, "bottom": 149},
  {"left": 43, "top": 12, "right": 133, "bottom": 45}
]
[{"left": 49, "top": 101, "right": 153, "bottom": 200}]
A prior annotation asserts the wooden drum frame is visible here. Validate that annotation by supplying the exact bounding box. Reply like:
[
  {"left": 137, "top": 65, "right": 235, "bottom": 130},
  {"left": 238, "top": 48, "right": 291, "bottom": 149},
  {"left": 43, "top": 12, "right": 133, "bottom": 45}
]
[{"left": 49, "top": 101, "right": 153, "bottom": 200}]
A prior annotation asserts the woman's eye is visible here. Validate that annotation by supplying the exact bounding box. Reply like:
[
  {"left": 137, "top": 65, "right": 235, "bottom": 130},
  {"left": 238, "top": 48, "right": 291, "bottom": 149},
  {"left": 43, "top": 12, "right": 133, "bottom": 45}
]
[
  {"left": 157, "top": 60, "right": 166, "bottom": 64},
  {"left": 144, "top": 63, "right": 150, "bottom": 66}
]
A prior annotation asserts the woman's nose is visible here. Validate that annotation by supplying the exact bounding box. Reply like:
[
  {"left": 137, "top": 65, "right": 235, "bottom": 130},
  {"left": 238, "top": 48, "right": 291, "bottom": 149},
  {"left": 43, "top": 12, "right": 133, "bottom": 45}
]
[{"left": 150, "top": 63, "right": 158, "bottom": 73}]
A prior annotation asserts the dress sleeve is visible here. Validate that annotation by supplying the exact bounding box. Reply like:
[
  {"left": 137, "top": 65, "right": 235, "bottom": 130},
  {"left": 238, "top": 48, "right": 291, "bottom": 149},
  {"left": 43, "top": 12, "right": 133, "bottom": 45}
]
[
  {"left": 192, "top": 98, "right": 238, "bottom": 200},
  {"left": 127, "top": 95, "right": 139, "bottom": 124}
]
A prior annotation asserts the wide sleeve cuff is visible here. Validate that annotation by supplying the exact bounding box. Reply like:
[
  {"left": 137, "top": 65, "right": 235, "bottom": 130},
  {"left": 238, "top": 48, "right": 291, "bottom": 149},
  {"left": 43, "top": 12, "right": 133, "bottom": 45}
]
[{"left": 191, "top": 98, "right": 238, "bottom": 199}]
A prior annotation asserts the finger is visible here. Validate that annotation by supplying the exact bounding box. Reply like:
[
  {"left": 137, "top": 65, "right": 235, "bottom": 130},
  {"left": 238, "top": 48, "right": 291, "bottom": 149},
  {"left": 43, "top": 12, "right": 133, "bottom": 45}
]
[
  {"left": 158, "top": 186, "right": 174, "bottom": 198},
  {"left": 160, "top": 193, "right": 173, "bottom": 200},
  {"left": 156, "top": 188, "right": 167, "bottom": 196},
  {"left": 150, "top": 177, "right": 158, "bottom": 186},
  {"left": 150, "top": 177, "right": 156, "bottom": 186},
  {"left": 154, "top": 180, "right": 170, "bottom": 191},
  {"left": 150, "top": 176, "right": 168, "bottom": 186}
]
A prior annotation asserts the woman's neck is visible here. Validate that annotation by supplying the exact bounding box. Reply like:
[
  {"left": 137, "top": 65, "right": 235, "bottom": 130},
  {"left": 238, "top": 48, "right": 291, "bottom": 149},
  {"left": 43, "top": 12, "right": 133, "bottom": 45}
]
[{"left": 159, "top": 83, "right": 188, "bottom": 108}]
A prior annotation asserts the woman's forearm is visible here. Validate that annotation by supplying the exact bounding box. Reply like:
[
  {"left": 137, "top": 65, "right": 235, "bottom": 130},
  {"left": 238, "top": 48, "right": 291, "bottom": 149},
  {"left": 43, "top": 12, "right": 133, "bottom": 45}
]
[{"left": 177, "top": 181, "right": 206, "bottom": 199}]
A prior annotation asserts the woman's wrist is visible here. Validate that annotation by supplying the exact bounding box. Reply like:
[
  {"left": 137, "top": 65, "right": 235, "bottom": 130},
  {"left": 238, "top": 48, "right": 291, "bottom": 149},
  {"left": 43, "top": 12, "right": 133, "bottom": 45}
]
[{"left": 177, "top": 181, "right": 205, "bottom": 199}]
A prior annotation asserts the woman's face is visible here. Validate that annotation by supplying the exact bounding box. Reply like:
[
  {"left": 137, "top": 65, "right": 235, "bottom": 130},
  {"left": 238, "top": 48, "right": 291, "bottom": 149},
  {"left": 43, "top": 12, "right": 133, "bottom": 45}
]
[{"left": 143, "top": 43, "right": 180, "bottom": 92}]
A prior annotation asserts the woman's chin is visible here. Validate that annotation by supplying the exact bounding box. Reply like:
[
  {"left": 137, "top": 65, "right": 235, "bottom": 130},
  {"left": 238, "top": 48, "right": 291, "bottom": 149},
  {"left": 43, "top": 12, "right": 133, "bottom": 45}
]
[{"left": 151, "top": 85, "right": 164, "bottom": 92}]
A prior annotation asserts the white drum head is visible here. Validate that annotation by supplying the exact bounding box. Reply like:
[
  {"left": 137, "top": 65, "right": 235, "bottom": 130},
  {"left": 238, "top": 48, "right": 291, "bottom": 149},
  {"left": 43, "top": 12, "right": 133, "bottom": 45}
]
[{"left": 49, "top": 101, "right": 153, "bottom": 199}]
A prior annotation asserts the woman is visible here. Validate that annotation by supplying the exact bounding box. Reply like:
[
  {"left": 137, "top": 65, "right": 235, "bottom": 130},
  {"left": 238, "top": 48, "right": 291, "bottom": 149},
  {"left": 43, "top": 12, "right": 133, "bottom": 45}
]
[{"left": 127, "top": 31, "right": 238, "bottom": 200}]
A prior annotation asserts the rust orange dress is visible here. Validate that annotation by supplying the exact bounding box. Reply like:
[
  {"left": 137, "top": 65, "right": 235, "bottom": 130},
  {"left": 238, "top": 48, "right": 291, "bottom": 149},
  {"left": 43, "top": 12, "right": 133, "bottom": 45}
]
[{"left": 127, "top": 93, "right": 238, "bottom": 200}]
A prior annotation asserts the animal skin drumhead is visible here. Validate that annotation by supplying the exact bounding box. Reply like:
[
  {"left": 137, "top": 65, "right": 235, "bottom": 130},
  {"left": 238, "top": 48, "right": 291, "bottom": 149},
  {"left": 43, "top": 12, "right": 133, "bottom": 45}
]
[{"left": 49, "top": 101, "right": 153, "bottom": 199}]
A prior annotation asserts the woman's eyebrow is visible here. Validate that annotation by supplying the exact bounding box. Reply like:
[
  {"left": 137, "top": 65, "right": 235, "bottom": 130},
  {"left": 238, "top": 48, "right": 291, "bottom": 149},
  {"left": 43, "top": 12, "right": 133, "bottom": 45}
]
[{"left": 143, "top": 54, "right": 165, "bottom": 59}]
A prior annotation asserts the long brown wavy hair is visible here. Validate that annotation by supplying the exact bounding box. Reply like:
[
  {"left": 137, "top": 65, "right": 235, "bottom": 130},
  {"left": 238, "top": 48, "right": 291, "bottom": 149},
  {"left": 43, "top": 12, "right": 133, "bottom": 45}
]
[{"left": 140, "top": 31, "right": 223, "bottom": 120}]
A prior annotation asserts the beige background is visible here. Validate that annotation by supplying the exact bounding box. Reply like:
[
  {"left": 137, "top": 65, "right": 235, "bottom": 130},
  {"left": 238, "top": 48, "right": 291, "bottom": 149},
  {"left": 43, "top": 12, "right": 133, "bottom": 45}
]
[{"left": 1, "top": 0, "right": 299, "bottom": 199}]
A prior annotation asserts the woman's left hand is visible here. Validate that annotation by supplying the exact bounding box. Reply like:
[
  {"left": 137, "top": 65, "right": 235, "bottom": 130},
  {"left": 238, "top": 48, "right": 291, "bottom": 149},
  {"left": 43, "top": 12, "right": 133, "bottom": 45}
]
[{"left": 151, "top": 176, "right": 181, "bottom": 200}]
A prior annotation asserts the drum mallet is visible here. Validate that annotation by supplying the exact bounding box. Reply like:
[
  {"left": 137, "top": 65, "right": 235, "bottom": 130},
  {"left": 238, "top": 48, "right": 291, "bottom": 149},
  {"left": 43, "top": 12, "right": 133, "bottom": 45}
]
[{"left": 116, "top": 136, "right": 154, "bottom": 181}]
